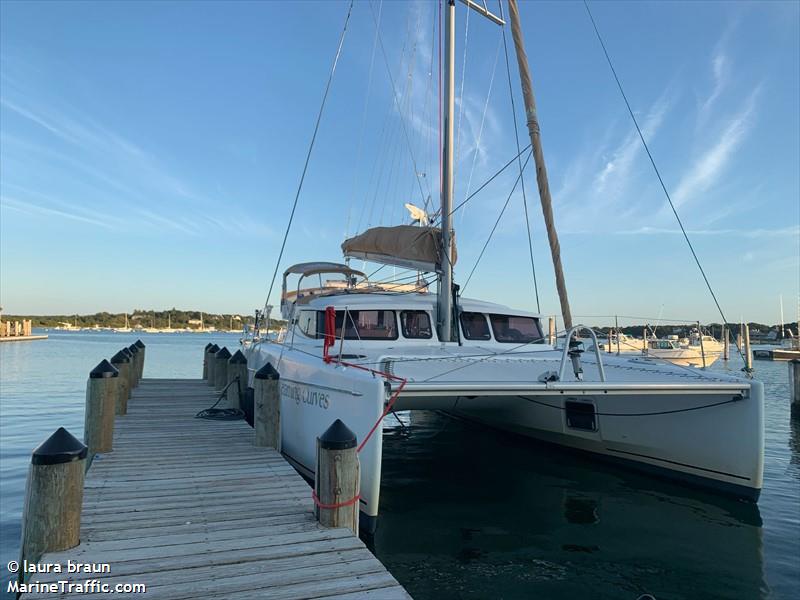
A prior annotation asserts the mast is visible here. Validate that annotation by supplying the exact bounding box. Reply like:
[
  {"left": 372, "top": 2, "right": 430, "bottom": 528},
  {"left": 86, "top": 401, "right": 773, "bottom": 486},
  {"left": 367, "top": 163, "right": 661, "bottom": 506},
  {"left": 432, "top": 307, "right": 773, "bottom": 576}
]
[
  {"left": 438, "top": 0, "right": 456, "bottom": 342},
  {"left": 780, "top": 294, "right": 785, "bottom": 339},
  {"left": 507, "top": 0, "right": 573, "bottom": 330}
]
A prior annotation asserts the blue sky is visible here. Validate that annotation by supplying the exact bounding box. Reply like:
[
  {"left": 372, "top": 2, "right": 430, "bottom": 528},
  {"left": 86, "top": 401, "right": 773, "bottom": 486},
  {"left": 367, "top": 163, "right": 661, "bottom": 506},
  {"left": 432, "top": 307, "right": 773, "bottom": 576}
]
[{"left": 1, "top": 0, "right": 798, "bottom": 326}]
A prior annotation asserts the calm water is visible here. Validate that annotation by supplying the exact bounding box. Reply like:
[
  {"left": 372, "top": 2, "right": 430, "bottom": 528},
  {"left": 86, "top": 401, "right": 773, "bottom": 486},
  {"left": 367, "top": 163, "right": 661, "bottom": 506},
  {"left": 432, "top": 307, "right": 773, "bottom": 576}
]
[{"left": 1, "top": 332, "right": 798, "bottom": 599}]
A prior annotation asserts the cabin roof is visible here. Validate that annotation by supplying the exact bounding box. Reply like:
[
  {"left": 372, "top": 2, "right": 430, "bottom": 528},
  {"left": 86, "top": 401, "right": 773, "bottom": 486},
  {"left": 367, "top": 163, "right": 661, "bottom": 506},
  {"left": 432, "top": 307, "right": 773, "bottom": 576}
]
[{"left": 294, "top": 291, "right": 541, "bottom": 318}]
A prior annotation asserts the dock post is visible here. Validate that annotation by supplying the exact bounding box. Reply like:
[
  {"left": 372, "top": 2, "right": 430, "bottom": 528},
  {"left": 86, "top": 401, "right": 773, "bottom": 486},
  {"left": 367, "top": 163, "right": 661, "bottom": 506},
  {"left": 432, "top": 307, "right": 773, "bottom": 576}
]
[
  {"left": 202, "top": 342, "right": 213, "bottom": 380},
  {"left": 548, "top": 317, "right": 555, "bottom": 346},
  {"left": 19, "top": 428, "right": 87, "bottom": 574},
  {"left": 723, "top": 326, "right": 730, "bottom": 361},
  {"left": 227, "top": 350, "right": 248, "bottom": 410},
  {"left": 128, "top": 344, "right": 141, "bottom": 388},
  {"left": 214, "top": 347, "right": 232, "bottom": 391},
  {"left": 315, "top": 419, "right": 360, "bottom": 536},
  {"left": 744, "top": 324, "right": 753, "bottom": 372},
  {"left": 790, "top": 360, "right": 800, "bottom": 420},
  {"left": 84, "top": 360, "right": 119, "bottom": 460},
  {"left": 122, "top": 347, "right": 136, "bottom": 389},
  {"left": 134, "top": 339, "right": 145, "bottom": 379},
  {"left": 207, "top": 344, "right": 220, "bottom": 387},
  {"left": 254, "top": 363, "right": 280, "bottom": 449},
  {"left": 110, "top": 350, "right": 132, "bottom": 415}
]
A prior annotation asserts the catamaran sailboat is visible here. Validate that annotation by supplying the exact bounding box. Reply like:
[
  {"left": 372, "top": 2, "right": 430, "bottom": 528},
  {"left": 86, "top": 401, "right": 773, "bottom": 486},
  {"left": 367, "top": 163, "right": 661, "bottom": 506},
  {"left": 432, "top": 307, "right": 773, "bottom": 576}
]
[{"left": 243, "top": 0, "right": 763, "bottom": 533}]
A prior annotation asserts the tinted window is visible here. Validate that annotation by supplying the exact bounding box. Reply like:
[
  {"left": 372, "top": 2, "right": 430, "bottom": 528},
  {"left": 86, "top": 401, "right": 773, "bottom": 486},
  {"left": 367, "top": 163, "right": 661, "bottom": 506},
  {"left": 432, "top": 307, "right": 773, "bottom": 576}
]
[
  {"left": 460, "top": 312, "right": 491, "bottom": 340},
  {"left": 489, "top": 314, "right": 543, "bottom": 343},
  {"left": 400, "top": 311, "right": 432, "bottom": 339},
  {"left": 317, "top": 310, "right": 398, "bottom": 340},
  {"left": 297, "top": 311, "right": 317, "bottom": 337}
]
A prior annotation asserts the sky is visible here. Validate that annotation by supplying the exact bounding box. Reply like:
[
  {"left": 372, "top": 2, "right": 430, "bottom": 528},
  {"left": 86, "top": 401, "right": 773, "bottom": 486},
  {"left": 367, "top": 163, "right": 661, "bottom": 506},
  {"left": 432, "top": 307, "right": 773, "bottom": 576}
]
[{"left": 0, "top": 0, "right": 798, "bottom": 326}]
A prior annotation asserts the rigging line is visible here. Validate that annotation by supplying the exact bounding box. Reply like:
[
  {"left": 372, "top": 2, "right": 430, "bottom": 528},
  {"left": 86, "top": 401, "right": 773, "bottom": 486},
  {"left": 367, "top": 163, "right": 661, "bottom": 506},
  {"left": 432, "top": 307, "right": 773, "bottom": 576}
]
[
  {"left": 582, "top": 0, "right": 746, "bottom": 367},
  {"left": 459, "top": 31, "right": 503, "bottom": 229},
  {"left": 499, "top": 0, "right": 540, "bottom": 313},
  {"left": 261, "top": 0, "right": 354, "bottom": 317},
  {"left": 367, "top": 6, "right": 414, "bottom": 229},
  {"left": 462, "top": 149, "right": 533, "bottom": 291},
  {"left": 368, "top": 0, "right": 428, "bottom": 208},
  {"left": 345, "top": 0, "right": 383, "bottom": 240},
  {"left": 382, "top": 6, "right": 422, "bottom": 226},
  {"left": 432, "top": 142, "right": 532, "bottom": 223},
  {"left": 455, "top": 2, "right": 470, "bottom": 171}
]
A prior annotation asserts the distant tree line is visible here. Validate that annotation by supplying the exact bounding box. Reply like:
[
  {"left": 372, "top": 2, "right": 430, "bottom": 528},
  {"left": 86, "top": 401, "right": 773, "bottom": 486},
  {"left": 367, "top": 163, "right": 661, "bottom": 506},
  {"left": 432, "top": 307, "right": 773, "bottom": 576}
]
[{"left": 0, "top": 309, "right": 287, "bottom": 330}]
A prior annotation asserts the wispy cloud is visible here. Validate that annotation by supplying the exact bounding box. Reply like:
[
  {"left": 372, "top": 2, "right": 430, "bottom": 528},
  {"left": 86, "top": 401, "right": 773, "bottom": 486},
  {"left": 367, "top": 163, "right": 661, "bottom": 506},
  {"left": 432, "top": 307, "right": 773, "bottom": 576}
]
[
  {"left": 593, "top": 90, "right": 672, "bottom": 197},
  {"left": 672, "top": 85, "right": 761, "bottom": 208},
  {"left": 1, "top": 195, "right": 119, "bottom": 229},
  {"left": 611, "top": 224, "right": 798, "bottom": 238}
]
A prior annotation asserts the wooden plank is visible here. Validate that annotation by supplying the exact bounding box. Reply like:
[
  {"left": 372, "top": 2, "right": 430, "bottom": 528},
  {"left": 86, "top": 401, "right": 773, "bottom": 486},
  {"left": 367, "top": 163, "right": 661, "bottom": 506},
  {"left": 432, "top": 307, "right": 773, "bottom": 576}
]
[{"left": 23, "top": 377, "right": 408, "bottom": 599}]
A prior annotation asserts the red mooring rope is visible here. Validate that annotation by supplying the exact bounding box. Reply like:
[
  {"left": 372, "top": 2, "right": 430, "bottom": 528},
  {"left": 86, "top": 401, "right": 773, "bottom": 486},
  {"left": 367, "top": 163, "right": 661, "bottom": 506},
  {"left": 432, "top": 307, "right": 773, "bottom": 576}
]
[{"left": 315, "top": 306, "right": 409, "bottom": 510}]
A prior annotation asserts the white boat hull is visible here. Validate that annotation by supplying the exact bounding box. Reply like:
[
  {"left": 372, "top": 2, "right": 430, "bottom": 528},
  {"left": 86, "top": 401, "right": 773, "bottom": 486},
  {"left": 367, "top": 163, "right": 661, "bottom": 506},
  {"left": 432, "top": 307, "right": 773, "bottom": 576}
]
[{"left": 245, "top": 340, "right": 764, "bottom": 532}]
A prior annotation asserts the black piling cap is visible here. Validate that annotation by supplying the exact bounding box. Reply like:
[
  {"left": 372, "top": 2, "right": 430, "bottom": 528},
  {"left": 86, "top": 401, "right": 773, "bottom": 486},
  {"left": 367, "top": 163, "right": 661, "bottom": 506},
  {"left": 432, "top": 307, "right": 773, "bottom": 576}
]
[
  {"left": 110, "top": 350, "right": 131, "bottom": 364},
  {"left": 255, "top": 362, "right": 279, "bottom": 380},
  {"left": 229, "top": 350, "right": 247, "bottom": 364},
  {"left": 215, "top": 347, "right": 232, "bottom": 360},
  {"left": 318, "top": 419, "right": 357, "bottom": 450},
  {"left": 209, "top": 343, "right": 220, "bottom": 353},
  {"left": 128, "top": 344, "right": 140, "bottom": 354},
  {"left": 32, "top": 427, "right": 88, "bottom": 465},
  {"left": 134, "top": 339, "right": 145, "bottom": 349},
  {"left": 205, "top": 342, "right": 213, "bottom": 350},
  {"left": 90, "top": 359, "right": 119, "bottom": 379},
  {"left": 121, "top": 347, "right": 133, "bottom": 358}
]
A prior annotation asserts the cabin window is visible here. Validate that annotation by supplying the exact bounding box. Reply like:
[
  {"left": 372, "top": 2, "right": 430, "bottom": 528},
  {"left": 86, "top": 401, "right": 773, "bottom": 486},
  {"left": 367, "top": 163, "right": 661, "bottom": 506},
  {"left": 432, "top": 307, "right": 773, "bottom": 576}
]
[
  {"left": 460, "top": 312, "right": 491, "bottom": 341},
  {"left": 316, "top": 310, "right": 398, "bottom": 340},
  {"left": 489, "top": 314, "right": 544, "bottom": 343},
  {"left": 400, "top": 311, "right": 432, "bottom": 339},
  {"left": 297, "top": 311, "right": 317, "bottom": 338}
]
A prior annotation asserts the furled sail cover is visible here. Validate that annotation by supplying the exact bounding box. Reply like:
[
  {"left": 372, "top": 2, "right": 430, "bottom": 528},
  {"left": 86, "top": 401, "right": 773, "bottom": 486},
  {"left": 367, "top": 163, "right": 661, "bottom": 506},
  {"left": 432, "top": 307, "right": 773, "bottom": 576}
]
[{"left": 342, "top": 225, "right": 457, "bottom": 273}]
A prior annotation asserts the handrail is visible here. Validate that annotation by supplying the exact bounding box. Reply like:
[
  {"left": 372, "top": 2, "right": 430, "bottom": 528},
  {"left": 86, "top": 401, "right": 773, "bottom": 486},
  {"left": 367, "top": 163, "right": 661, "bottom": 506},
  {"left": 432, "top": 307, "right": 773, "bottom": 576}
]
[{"left": 558, "top": 325, "right": 607, "bottom": 382}]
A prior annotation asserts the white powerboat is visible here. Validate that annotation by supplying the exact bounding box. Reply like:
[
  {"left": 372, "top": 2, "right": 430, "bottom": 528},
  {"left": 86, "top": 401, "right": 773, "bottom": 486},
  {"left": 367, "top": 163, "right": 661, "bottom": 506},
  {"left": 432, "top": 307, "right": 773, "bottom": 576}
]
[
  {"left": 607, "top": 331, "right": 723, "bottom": 367},
  {"left": 242, "top": 0, "right": 763, "bottom": 533}
]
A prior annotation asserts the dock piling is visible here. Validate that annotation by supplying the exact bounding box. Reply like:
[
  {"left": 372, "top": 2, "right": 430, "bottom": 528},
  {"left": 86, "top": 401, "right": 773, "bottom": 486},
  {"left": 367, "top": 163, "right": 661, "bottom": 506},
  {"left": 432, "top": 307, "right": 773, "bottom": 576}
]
[
  {"left": 790, "top": 360, "right": 800, "bottom": 420},
  {"left": 744, "top": 324, "right": 753, "bottom": 372},
  {"left": 315, "top": 419, "right": 360, "bottom": 536},
  {"left": 19, "top": 428, "right": 87, "bottom": 572},
  {"left": 214, "top": 347, "right": 232, "bottom": 391},
  {"left": 206, "top": 343, "right": 220, "bottom": 387},
  {"left": 109, "top": 350, "right": 131, "bottom": 415},
  {"left": 548, "top": 317, "right": 555, "bottom": 346},
  {"left": 84, "top": 359, "right": 119, "bottom": 460},
  {"left": 723, "top": 326, "right": 730, "bottom": 361},
  {"left": 134, "top": 339, "right": 145, "bottom": 379},
  {"left": 127, "top": 344, "right": 141, "bottom": 388},
  {"left": 122, "top": 347, "right": 136, "bottom": 389},
  {"left": 202, "top": 342, "right": 213, "bottom": 380},
  {"left": 254, "top": 362, "right": 280, "bottom": 449},
  {"left": 227, "top": 350, "right": 248, "bottom": 410}
]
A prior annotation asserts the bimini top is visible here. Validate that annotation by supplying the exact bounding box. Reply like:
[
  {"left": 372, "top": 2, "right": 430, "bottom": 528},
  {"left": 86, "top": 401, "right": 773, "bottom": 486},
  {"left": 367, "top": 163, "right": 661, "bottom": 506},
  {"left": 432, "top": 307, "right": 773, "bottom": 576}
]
[
  {"left": 283, "top": 262, "right": 366, "bottom": 279},
  {"left": 342, "top": 225, "right": 457, "bottom": 273}
]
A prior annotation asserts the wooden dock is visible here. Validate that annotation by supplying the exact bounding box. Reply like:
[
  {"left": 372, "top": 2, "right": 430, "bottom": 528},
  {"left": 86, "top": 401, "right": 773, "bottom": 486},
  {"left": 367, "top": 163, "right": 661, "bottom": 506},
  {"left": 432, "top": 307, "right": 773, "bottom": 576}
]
[{"left": 23, "top": 378, "right": 410, "bottom": 599}]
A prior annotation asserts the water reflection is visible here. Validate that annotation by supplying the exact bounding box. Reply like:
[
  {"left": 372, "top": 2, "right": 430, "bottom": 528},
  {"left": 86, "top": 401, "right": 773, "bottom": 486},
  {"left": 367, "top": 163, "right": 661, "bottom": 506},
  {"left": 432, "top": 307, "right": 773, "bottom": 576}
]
[{"left": 374, "top": 410, "right": 767, "bottom": 600}]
